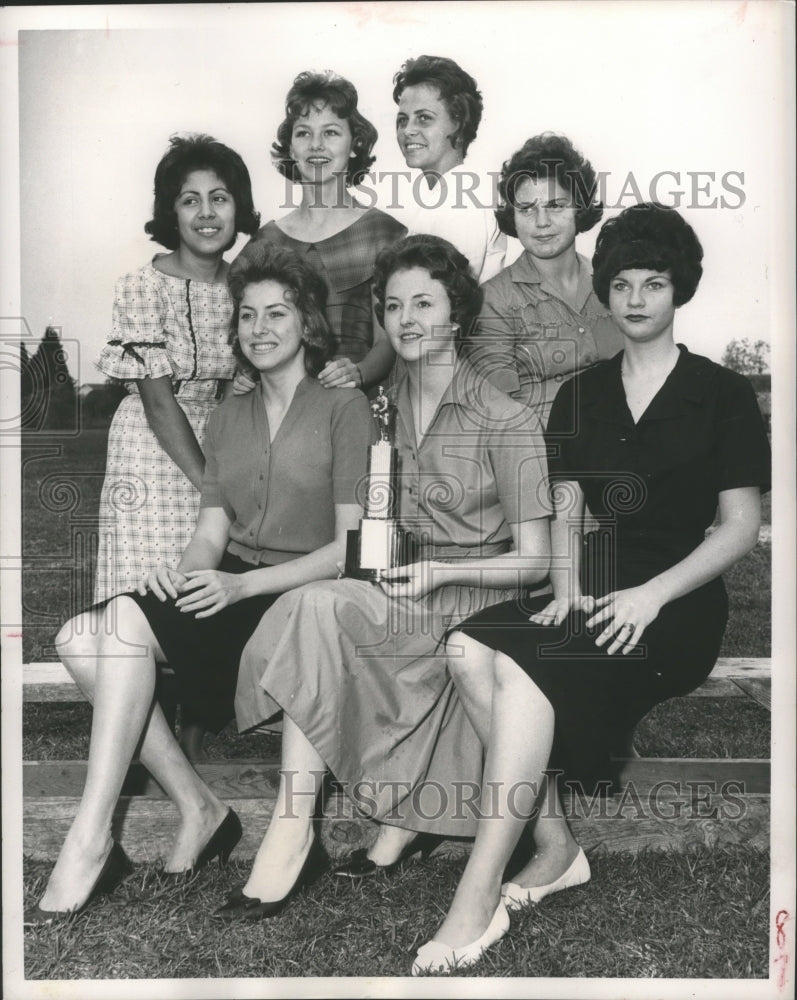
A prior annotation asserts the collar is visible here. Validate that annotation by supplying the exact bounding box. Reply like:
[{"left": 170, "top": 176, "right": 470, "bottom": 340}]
[
  {"left": 580, "top": 345, "right": 715, "bottom": 424},
  {"left": 393, "top": 357, "right": 488, "bottom": 438},
  {"left": 509, "top": 251, "right": 595, "bottom": 311}
]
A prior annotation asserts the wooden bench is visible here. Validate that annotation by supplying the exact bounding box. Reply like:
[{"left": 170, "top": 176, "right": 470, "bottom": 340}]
[{"left": 22, "top": 658, "right": 771, "bottom": 861}]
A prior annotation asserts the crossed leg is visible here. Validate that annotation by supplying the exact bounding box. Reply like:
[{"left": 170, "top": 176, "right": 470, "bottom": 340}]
[
  {"left": 38, "top": 597, "right": 230, "bottom": 911},
  {"left": 240, "top": 715, "right": 326, "bottom": 903},
  {"left": 434, "top": 633, "right": 581, "bottom": 948}
]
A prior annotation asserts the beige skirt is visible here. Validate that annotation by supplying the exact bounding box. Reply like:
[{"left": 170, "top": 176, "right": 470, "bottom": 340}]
[{"left": 235, "top": 575, "right": 523, "bottom": 837}]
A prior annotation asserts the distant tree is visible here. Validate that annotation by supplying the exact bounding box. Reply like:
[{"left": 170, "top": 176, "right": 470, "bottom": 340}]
[
  {"left": 721, "top": 338, "right": 771, "bottom": 376},
  {"left": 19, "top": 341, "right": 34, "bottom": 422},
  {"left": 80, "top": 379, "right": 127, "bottom": 426},
  {"left": 23, "top": 326, "right": 78, "bottom": 430}
]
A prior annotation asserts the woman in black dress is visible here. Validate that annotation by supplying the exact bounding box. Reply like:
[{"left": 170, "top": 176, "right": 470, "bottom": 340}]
[{"left": 410, "top": 203, "right": 771, "bottom": 975}]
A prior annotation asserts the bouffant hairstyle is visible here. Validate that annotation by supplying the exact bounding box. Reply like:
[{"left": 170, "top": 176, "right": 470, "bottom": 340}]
[
  {"left": 591, "top": 203, "right": 704, "bottom": 308},
  {"left": 145, "top": 134, "right": 260, "bottom": 251},
  {"left": 372, "top": 234, "right": 483, "bottom": 347},
  {"left": 494, "top": 133, "right": 603, "bottom": 239},
  {"left": 271, "top": 71, "right": 378, "bottom": 188},
  {"left": 227, "top": 241, "right": 336, "bottom": 378},
  {"left": 392, "top": 55, "right": 483, "bottom": 158}
]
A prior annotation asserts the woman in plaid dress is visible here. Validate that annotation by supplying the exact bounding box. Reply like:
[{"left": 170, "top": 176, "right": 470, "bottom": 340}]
[
  {"left": 251, "top": 70, "right": 406, "bottom": 392},
  {"left": 94, "top": 135, "right": 259, "bottom": 609}
]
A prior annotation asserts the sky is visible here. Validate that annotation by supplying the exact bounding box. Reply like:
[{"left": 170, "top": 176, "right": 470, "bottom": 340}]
[{"left": 3, "top": 1, "right": 794, "bottom": 384}]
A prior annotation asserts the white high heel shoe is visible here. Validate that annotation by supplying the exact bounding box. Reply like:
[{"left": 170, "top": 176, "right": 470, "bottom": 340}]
[
  {"left": 501, "top": 846, "right": 591, "bottom": 910},
  {"left": 411, "top": 900, "right": 510, "bottom": 976}
]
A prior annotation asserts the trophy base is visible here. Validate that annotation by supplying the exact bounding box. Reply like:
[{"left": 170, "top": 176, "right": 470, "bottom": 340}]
[{"left": 345, "top": 518, "right": 415, "bottom": 582}]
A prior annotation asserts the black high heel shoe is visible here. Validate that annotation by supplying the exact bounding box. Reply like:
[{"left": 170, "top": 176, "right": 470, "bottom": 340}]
[
  {"left": 161, "top": 808, "right": 243, "bottom": 883},
  {"left": 333, "top": 831, "right": 439, "bottom": 879},
  {"left": 212, "top": 885, "right": 292, "bottom": 922},
  {"left": 24, "top": 841, "right": 133, "bottom": 928},
  {"left": 212, "top": 838, "right": 328, "bottom": 922}
]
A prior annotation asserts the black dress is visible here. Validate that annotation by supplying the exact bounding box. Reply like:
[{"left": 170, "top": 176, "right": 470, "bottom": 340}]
[{"left": 457, "top": 346, "right": 771, "bottom": 792}]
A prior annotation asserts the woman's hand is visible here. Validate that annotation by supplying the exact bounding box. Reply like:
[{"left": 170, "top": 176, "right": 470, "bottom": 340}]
[
  {"left": 585, "top": 584, "right": 665, "bottom": 655},
  {"left": 233, "top": 370, "right": 258, "bottom": 395},
  {"left": 378, "top": 561, "right": 440, "bottom": 601},
  {"left": 138, "top": 565, "right": 188, "bottom": 602},
  {"left": 529, "top": 594, "right": 596, "bottom": 626},
  {"left": 317, "top": 358, "right": 361, "bottom": 390},
  {"left": 175, "top": 570, "right": 247, "bottom": 618}
]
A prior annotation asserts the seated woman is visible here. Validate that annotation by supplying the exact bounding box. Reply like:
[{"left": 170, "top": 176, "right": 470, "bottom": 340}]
[
  {"left": 467, "top": 133, "right": 623, "bottom": 424},
  {"left": 253, "top": 70, "right": 405, "bottom": 391},
  {"left": 93, "top": 132, "right": 261, "bottom": 759},
  {"left": 393, "top": 55, "right": 507, "bottom": 283},
  {"left": 216, "top": 234, "right": 552, "bottom": 919},
  {"left": 25, "top": 243, "right": 374, "bottom": 923},
  {"left": 410, "top": 204, "right": 771, "bottom": 974}
]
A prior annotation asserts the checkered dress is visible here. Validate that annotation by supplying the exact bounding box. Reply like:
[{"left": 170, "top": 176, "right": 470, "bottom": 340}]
[
  {"left": 253, "top": 209, "right": 406, "bottom": 362},
  {"left": 93, "top": 263, "right": 235, "bottom": 602}
]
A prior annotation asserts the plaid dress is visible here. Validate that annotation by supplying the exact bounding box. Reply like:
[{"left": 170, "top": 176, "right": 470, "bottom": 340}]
[
  {"left": 93, "top": 262, "right": 235, "bottom": 602},
  {"left": 252, "top": 209, "right": 406, "bottom": 362}
]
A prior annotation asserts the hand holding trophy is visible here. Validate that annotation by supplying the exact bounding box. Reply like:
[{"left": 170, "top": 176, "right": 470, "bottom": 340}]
[{"left": 345, "top": 386, "right": 415, "bottom": 582}]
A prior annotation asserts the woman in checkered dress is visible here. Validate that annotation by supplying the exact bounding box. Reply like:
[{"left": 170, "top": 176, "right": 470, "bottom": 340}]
[
  {"left": 94, "top": 134, "right": 260, "bottom": 607},
  {"left": 251, "top": 70, "right": 406, "bottom": 392}
]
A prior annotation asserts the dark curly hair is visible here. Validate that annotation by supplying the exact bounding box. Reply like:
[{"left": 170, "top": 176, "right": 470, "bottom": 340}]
[
  {"left": 271, "top": 71, "right": 377, "bottom": 188},
  {"left": 494, "top": 133, "right": 603, "bottom": 239},
  {"left": 145, "top": 134, "right": 260, "bottom": 251},
  {"left": 227, "top": 242, "right": 336, "bottom": 378},
  {"left": 372, "top": 234, "right": 483, "bottom": 347},
  {"left": 392, "top": 55, "right": 483, "bottom": 158},
  {"left": 592, "top": 203, "right": 704, "bottom": 308}
]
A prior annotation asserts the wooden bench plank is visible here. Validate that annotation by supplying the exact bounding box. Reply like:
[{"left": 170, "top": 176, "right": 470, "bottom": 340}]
[
  {"left": 21, "top": 657, "right": 773, "bottom": 703},
  {"left": 22, "top": 792, "right": 769, "bottom": 862},
  {"left": 729, "top": 678, "right": 772, "bottom": 712},
  {"left": 23, "top": 757, "right": 771, "bottom": 799}
]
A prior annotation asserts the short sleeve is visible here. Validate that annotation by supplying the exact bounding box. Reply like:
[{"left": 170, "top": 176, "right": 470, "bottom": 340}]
[
  {"left": 544, "top": 376, "right": 578, "bottom": 481},
  {"left": 330, "top": 393, "right": 378, "bottom": 503},
  {"left": 199, "top": 409, "right": 235, "bottom": 520},
  {"left": 488, "top": 404, "right": 552, "bottom": 523},
  {"left": 467, "top": 277, "right": 522, "bottom": 397},
  {"left": 95, "top": 268, "right": 174, "bottom": 381},
  {"left": 714, "top": 371, "right": 771, "bottom": 494}
]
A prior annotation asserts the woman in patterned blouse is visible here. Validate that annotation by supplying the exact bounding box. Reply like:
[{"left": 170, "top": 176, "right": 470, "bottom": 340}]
[{"left": 93, "top": 133, "right": 260, "bottom": 757}]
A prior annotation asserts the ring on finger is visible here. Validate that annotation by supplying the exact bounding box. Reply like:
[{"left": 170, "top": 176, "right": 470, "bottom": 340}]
[{"left": 617, "top": 622, "right": 634, "bottom": 634}]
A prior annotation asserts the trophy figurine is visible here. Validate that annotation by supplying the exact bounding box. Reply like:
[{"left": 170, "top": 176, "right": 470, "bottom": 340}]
[{"left": 345, "top": 386, "right": 415, "bottom": 582}]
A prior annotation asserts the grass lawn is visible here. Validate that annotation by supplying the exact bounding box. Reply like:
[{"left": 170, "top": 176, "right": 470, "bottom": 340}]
[{"left": 23, "top": 846, "right": 769, "bottom": 980}]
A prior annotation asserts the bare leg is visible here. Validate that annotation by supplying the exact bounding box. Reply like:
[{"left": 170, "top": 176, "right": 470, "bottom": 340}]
[
  {"left": 242, "top": 715, "right": 325, "bottom": 902},
  {"left": 435, "top": 651, "right": 578, "bottom": 948},
  {"left": 178, "top": 719, "right": 209, "bottom": 763},
  {"left": 39, "top": 599, "right": 229, "bottom": 910},
  {"left": 506, "top": 773, "right": 579, "bottom": 889},
  {"left": 445, "top": 630, "right": 497, "bottom": 745}
]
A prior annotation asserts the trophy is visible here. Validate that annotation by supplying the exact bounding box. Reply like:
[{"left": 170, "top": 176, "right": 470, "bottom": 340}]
[{"left": 345, "top": 386, "right": 415, "bottom": 582}]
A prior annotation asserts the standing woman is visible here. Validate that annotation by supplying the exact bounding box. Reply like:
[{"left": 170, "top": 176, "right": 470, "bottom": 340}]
[
  {"left": 468, "top": 133, "right": 623, "bottom": 423},
  {"left": 410, "top": 204, "right": 770, "bottom": 974},
  {"left": 394, "top": 54, "right": 507, "bottom": 283},
  {"left": 26, "top": 242, "right": 374, "bottom": 924},
  {"left": 252, "top": 70, "right": 406, "bottom": 391},
  {"left": 216, "top": 235, "right": 552, "bottom": 920},
  {"left": 94, "top": 134, "right": 259, "bottom": 603}
]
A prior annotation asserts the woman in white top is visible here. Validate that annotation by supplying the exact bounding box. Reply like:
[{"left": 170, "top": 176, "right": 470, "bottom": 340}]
[{"left": 393, "top": 55, "right": 506, "bottom": 284}]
